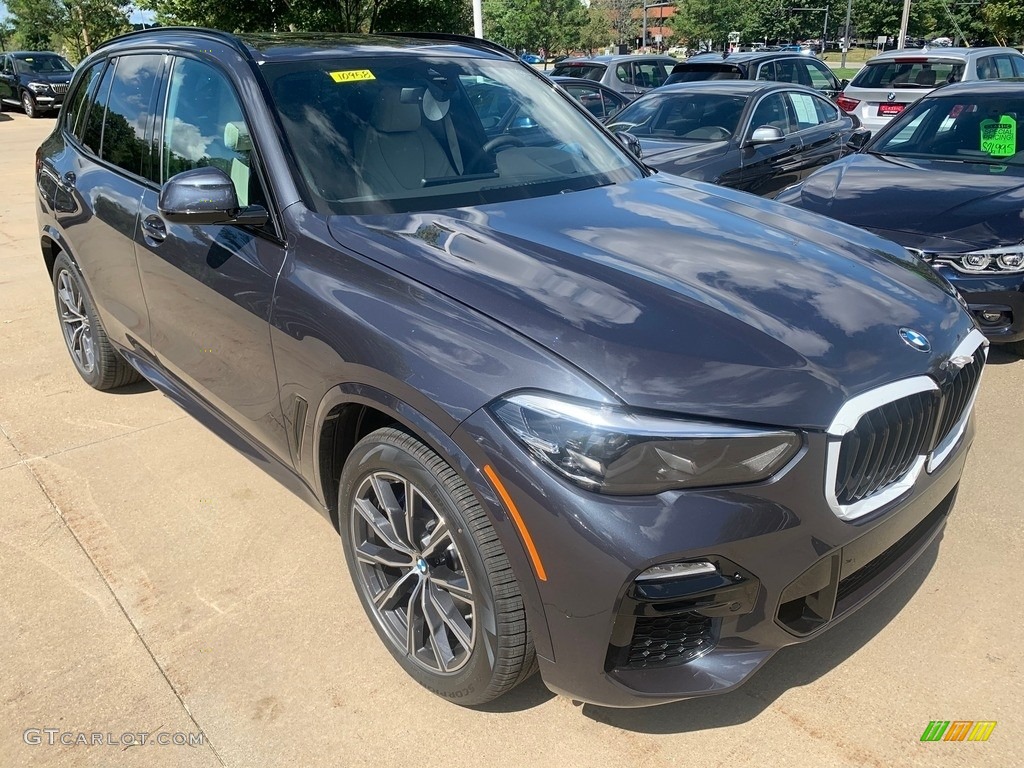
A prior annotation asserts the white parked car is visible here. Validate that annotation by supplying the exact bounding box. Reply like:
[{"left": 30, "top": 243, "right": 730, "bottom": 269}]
[{"left": 837, "top": 46, "right": 1024, "bottom": 132}]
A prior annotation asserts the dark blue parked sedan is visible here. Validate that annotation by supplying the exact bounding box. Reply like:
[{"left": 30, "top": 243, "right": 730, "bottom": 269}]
[{"left": 777, "top": 80, "right": 1024, "bottom": 356}]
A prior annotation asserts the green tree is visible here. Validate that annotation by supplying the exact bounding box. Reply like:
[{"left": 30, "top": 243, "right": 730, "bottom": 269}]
[
  {"left": 7, "top": 0, "right": 58, "bottom": 50},
  {"left": 982, "top": 0, "right": 1024, "bottom": 46},
  {"left": 669, "top": 0, "right": 746, "bottom": 49},
  {"left": 484, "top": 0, "right": 586, "bottom": 54}
]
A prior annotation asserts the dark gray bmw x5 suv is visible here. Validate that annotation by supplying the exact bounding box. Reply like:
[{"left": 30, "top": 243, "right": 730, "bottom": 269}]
[{"left": 36, "top": 28, "right": 986, "bottom": 708}]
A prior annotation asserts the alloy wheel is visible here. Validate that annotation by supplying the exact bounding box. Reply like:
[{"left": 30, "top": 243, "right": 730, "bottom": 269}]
[
  {"left": 22, "top": 91, "right": 34, "bottom": 117},
  {"left": 56, "top": 268, "right": 95, "bottom": 373},
  {"left": 350, "top": 471, "right": 476, "bottom": 674}
]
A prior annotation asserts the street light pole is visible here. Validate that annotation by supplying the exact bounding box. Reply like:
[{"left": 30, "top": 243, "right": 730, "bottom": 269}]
[
  {"left": 642, "top": 2, "right": 673, "bottom": 51},
  {"left": 841, "top": 0, "right": 852, "bottom": 68},
  {"left": 897, "top": 0, "right": 911, "bottom": 49},
  {"left": 473, "top": 0, "right": 483, "bottom": 38}
]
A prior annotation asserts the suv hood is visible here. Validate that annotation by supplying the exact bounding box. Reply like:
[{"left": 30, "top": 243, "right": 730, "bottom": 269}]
[
  {"left": 781, "top": 153, "right": 1024, "bottom": 250},
  {"left": 329, "top": 175, "right": 973, "bottom": 429}
]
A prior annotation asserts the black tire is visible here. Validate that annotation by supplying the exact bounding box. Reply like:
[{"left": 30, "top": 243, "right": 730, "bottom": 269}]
[
  {"left": 22, "top": 90, "right": 39, "bottom": 118},
  {"left": 339, "top": 427, "right": 536, "bottom": 705},
  {"left": 51, "top": 251, "right": 141, "bottom": 390}
]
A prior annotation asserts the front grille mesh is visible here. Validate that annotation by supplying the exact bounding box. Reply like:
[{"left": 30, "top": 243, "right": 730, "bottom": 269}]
[
  {"left": 50, "top": 82, "right": 69, "bottom": 95},
  {"left": 835, "top": 350, "right": 983, "bottom": 507},
  {"left": 625, "top": 613, "right": 714, "bottom": 669}
]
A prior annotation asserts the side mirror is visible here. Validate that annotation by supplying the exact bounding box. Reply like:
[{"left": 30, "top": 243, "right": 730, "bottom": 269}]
[
  {"left": 839, "top": 78, "right": 850, "bottom": 89},
  {"left": 615, "top": 130, "right": 643, "bottom": 160},
  {"left": 747, "top": 126, "right": 785, "bottom": 145},
  {"left": 158, "top": 167, "right": 268, "bottom": 227},
  {"left": 846, "top": 128, "right": 872, "bottom": 151}
]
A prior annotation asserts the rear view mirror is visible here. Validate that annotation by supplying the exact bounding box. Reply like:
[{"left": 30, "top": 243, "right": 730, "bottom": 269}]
[
  {"left": 159, "top": 167, "right": 268, "bottom": 227},
  {"left": 615, "top": 131, "right": 643, "bottom": 160},
  {"left": 747, "top": 126, "right": 785, "bottom": 145}
]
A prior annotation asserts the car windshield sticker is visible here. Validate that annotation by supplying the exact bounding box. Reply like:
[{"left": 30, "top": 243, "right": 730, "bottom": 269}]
[
  {"left": 980, "top": 115, "right": 1016, "bottom": 157},
  {"left": 329, "top": 69, "right": 375, "bottom": 83}
]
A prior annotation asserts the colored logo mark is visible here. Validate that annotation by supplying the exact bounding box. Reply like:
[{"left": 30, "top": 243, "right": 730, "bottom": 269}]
[{"left": 920, "top": 721, "right": 996, "bottom": 742}]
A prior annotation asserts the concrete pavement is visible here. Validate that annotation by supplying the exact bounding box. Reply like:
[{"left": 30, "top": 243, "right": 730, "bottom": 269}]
[{"left": 1, "top": 109, "right": 1021, "bottom": 767}]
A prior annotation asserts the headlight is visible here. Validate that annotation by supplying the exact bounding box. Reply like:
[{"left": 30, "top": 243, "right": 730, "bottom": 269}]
[
  {"left": 27, "top": 82, "right": 50, "bottom": 92},
  {"left": 932, "top": 247, "right": 1024, "bottom": 274},
  {"left": 489, "top": 392, "right": 802, "bottom": 495}
]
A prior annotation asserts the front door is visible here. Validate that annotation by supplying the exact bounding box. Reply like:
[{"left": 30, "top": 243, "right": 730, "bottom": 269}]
[
  {"left": 134, "top": 55, "right": 290, "bottom": 461},
  {"left": 740, "top": 91, "right": 804, "bottom": 197}
]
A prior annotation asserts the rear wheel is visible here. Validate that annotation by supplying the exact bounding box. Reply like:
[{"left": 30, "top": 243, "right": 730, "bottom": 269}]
[
  {"left": 339, "top": 427, "right": 536, "bottom": 705},
  {"left": 52, "top": 252, "right": 141, "bottom": 390}
]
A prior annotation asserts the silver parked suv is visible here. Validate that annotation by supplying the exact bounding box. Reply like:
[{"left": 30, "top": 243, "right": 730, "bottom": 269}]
[
  {"left": 550, "top": 54, "right": 676, "bottom": 100},
  {"left": 837, "top": 46, "right": 1024, "bottom": 132}
]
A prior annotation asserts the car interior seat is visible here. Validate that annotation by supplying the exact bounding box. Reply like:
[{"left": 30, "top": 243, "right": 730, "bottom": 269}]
[
  {"left": 356, "top": 86, "right": 458, "bottom": 193},
  {"left": 914, "top": 68, "right": 937, "bottom": 86}
]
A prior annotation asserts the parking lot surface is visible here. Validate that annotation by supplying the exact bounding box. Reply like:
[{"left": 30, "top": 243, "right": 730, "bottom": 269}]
[{"left": 1, "top": 110, "right": 1022, "bottom": 767}]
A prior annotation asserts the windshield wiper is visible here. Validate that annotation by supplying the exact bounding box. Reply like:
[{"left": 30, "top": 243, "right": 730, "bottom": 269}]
[{"left": 422, "top": 172, "right": 499, "bottom": 188}]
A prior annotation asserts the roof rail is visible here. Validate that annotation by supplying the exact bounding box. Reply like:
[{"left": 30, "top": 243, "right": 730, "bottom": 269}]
[
  {"left": 389, "top": 32, "right": 516, "bottom": 60},
  {"left": 94, "top": 26, "right": 252, "bottom": 60}
]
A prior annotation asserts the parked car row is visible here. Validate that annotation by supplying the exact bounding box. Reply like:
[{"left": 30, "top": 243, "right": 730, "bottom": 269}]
[{"left": 26, "top": 29, "right": 1018, "bottom": 716}]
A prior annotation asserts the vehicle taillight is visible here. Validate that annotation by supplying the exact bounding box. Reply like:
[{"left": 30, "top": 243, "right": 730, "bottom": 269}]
[{"left": 836, "top": 96, "right": 860, "bottom": 113}]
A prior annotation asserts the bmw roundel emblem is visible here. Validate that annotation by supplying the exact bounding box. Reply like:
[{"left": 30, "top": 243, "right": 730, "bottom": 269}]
[
  {"left": 887, "top": 92, "right": 896, "bottom": 102},
  {"left": 899, "top": 327, "right": 931, "bottom": 352}
]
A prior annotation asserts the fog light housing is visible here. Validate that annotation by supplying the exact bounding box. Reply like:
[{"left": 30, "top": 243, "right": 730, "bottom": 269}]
[
  {"left": 636, "top": 561, "right": 718, "bottom": 581},
  {"left": 979, "top": 310, "right": 1004, "bottom": 323}
]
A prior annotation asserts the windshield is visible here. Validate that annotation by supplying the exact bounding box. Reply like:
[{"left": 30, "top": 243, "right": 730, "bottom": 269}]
[
  {"left": 15, "top": 54, "right": 73, "bottom": 75},
  {"left": 851, "top": 59, "right": 963, "bottom": 89},
  {"left": 607, "top": 92, "right": 746, "bottom": 141},
  {"left": 263, "top": 57, "right": 641, "bottom": 215},
  {"left": 549, "top": 62, "right": 607, "bottom": 81},
  {"left": 872, "top": 93, "right": 1024, "bottom": 166}
]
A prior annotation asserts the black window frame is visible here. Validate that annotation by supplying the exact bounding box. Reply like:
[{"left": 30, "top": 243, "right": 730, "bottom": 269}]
[
  {"left": 62, "top": 59, "right": 106, "bottom": 141},
  {"left": 79, "top": 60, "right": 115, "bottom": 156}
]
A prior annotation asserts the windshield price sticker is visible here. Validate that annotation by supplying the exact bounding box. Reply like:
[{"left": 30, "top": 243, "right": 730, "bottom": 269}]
[
  {"left": 329, "top": 69, "right": 376, "bottom": 83},
  {"left": 980, "top": 115, "right": 1017, "bottom": 157}
]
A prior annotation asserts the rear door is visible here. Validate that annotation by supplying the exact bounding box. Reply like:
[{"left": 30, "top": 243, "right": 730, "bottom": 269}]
[
  {"left": 739, "top": 91, "right": 804, "bottom": 196},
  {"left": 785, "top": 90, "right": 847, "bottom": 175},
  {"left": 48, "top": 55, "right": 163, "bottom": 346},
  {"left": 133, "top": 54, "right": 291, "bottom": 461}
]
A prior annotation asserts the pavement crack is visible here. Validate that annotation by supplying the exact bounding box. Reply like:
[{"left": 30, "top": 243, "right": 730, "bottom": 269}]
[{"left": 17, "top": 457, "right": 227, "bottom": 767}]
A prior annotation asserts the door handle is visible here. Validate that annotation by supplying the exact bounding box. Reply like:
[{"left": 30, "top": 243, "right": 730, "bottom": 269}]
[{"left": 142, "top": 214, "right": 167, "bottom": 243}]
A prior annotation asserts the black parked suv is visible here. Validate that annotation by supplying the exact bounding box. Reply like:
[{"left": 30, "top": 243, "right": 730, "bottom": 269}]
[
  {"left": 666, "top": 51, "right": 846, "bottom": 100},
  {"left": 36, "top": 28, "right": 986, "bottom": 708},
  {"left": 0, "top": 51, "right": 74, "bottom": 117}
]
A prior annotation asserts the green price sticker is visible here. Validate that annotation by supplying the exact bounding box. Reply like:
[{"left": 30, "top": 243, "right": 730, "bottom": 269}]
[{"left": 980, "top": 115, "right": 1017, "bottom": 157}]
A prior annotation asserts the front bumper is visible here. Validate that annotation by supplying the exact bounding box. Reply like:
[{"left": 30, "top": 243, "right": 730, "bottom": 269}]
[
  {"left": 934, "top": 266, "right": 1024, "bottom": 344},
  {"left": 454, "top": 408, "right": 972, "bottom": 708}
]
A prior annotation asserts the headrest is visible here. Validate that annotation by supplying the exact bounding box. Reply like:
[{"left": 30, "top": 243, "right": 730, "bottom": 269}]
[
  {"left": 224, "top": 121, "right": 252, "bottom": 152},
  {"left": 371, "top": 87, "right": 421, "bottom": 133}
]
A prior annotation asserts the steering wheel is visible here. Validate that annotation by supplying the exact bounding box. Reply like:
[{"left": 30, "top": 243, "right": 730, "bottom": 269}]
[{"left": 483, "top": 135, "right": 526, "bottom": 153}]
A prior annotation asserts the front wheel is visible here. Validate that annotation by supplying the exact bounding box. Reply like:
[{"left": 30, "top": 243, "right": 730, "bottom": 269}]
[
  {"left": 22, "top": 90, "right": 38, "bottom": 118},
  {"left": 339, "top": 427, "right": 536, "bottom": 705}
]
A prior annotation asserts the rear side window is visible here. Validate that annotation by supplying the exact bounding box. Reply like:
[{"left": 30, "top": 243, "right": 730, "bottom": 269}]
[
  {"left": 1014, "top": 57, "right": 1024, "bottom": 77},
  {"left": 550, "top": 63, "right": 605, "bottom": 81},
  {"left": 100, "top": 55, "right": 164, "bottom": 180},
  {"left": 64, "top": 61, "right": 104, "bottom": 139},
  {"left": 750, "top": 93, "right": 794, "bottom": 135},
  {"left": 978, "top": 55, "right": 1017, "bottom": 79},
  {"left": 805, "top": 60, "right": 838, "bottom": 91},
  {"left": 668, "top": 64, "right": 743, "bottom": 84},
  {"left": 81, "top": 63, "right": 115, "bottom": 155},
  {"left": 852, "top": 60, "right": 961, "bottom": 88},
  {"left": 633, "top": 61, "right": 668, "bottom": 88}
]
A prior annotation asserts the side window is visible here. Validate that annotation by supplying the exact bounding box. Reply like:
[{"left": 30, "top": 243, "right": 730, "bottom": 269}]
[
  {"left": 812, "top": 94, "right": 839, "bottom": 123},
  {"left": 1014, "top": 57, "right": 1024, "bottom": 77},
  {"left": 100, "top": 55, "right": 163, "bottom": 180},
  {"left": 976, "top": 56, "right": 997, "bottom": 80},
  {"left": 63, "top": 61, "right": 104, "bottom": 138},
  {"left": 776, "top": 60, "right": 801, "bottom": 84},
  {"left": 757, "top": 61, "right": 777, "bottom": 81},
  {"left": 634, "top": 62, "right": 667, "bottom": 88},
  {"left": 993, "top": 55, "right": 1016, "bottom": 78},
  {"left": 1, "top": 56, "right": 10, "bottom": 74},
  {"left": 162, "top": 57, "right": 266, "bottom": 209},
  {"left": 616, "top": 63, "right": 632, "bottom": 85},
  {"left": 788, "top": 92, "right": 825, "bottom": 131},
  {"left": 602, "top": 91, "right": 624, "bottom": 119},
  {"left": 806, "top": 60, "right": 838, "bottom": 91},
  {"left": 750, "top": 93, "right": 794, "bottom": 135},
  {"left": 81, "top": 63, "right": 115, "bottom": 155},
  {"left": 567, "top": 84, "right": 605, "bottom": 118}
]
